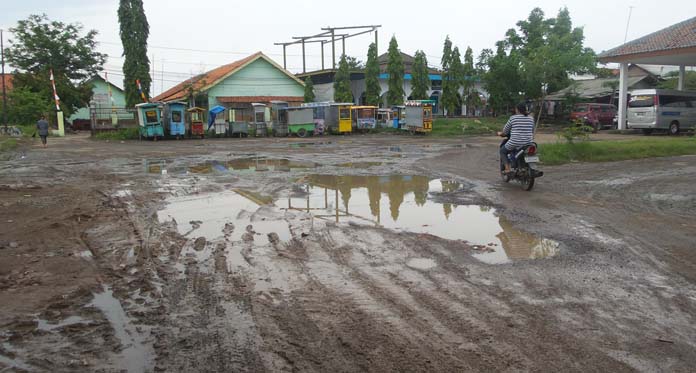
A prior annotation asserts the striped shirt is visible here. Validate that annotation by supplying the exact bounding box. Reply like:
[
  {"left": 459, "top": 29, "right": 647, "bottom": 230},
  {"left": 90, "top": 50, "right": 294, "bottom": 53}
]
[{"left": 502, "top": 114, "right": 535, "bottom": 150}]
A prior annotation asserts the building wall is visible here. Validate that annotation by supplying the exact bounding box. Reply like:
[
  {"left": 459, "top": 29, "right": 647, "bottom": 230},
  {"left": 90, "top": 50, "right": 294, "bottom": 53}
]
[
  {"left": 69, "top": 78, "right": 129, "bottom": 122},
  {"left": 207, "top": 59, "right": 305, "bottom": 108}
]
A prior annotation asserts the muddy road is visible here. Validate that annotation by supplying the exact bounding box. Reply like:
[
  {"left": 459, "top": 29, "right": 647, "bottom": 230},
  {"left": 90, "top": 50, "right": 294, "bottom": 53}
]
[{"left": 1, "top": 133, "right": 695, "bottom": 372}]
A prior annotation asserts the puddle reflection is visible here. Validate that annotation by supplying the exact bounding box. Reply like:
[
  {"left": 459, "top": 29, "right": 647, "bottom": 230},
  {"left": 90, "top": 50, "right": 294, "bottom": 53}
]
[
  {"left": 281, "top": 175, "right": 558, "bottom": 264},
  {"left": 145, "top": 157, "right": 317, "bottom": 175}
]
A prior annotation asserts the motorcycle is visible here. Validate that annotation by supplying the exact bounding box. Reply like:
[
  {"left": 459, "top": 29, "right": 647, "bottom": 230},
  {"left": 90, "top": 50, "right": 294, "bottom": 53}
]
[{"left": 499, "top": 136, "right": 544, "bottom": 191}]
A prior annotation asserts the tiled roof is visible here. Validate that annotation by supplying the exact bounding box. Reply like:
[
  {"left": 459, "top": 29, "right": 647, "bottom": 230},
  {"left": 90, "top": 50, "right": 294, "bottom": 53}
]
[
  {"left": 153, "top": 52, "right": 303, "bottom": 102},
  {"left": 217, "top": 96, "right": 303, "bottom": 104},
  {"left": 599, "top": 16, "right": 696, "bottom": 59}
]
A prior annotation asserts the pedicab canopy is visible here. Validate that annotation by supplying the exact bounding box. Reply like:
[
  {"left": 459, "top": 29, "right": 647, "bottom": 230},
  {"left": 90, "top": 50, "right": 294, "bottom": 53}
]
[{"left": 208, "top": 105, "right": 226, "bottom": 129}]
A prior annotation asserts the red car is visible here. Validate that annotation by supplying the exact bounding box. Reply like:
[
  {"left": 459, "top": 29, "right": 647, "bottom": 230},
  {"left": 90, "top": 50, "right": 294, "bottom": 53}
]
[{"left": 570, "top": 103, "right": 617, "bottom": 129}]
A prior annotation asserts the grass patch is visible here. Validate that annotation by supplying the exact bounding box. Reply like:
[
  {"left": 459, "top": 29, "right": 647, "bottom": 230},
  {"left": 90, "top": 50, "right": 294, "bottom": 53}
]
[
  {"left": 541, "top": 137, "right": 696, "bottom": 165},
  {"left": 0, "top": 137, "right": 19, "bottom": 152},
  {"left": 93, "top": 127, "right": 140, "bottom": 141},
  {"left": 431, "top": 117, "right": 507, "bottom": 137}
]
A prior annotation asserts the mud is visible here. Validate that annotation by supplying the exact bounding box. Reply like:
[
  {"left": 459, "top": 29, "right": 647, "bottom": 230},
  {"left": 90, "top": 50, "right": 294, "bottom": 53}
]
[{"left": 1, "top": 133, "right": 695, "bottom": 372}]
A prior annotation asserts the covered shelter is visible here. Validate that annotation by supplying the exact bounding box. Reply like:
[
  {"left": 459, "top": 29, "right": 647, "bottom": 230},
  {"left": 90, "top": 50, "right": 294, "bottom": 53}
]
[{"left": 598, "top": 16, "right": 696, "bottom": 129}]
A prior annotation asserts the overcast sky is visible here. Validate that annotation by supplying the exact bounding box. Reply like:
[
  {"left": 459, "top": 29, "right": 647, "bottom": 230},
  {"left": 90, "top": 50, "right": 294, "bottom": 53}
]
[{"left": 2, "top": 0, "right": 695, "bottom": 95}]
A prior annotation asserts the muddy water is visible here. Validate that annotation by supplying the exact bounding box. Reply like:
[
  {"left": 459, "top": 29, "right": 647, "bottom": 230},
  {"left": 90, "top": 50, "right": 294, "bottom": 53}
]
[
  {"left": 145, "top": 157, "right": 317, "bottom": 175},
  {"left": 88, "top": 285, "right": 153, "bottom": 373},
  {"left": 158, "top": 191, "right": 292, "bottom": 243},
  {"left": 282, "top": 175, "right": 559, "bottom": 264}
]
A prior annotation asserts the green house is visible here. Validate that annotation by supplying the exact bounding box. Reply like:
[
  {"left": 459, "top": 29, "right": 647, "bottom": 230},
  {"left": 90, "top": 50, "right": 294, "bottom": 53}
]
[
  {"left": 153, "top": 52, "right": 305, "bottom": 122},
  {"left": 69, "top": 75, "right": 132, "bottom": 125}
]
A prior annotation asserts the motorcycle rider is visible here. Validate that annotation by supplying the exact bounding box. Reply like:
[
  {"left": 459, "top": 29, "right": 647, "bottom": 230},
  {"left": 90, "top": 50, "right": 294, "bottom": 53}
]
[{"left": 497, "top": 103, "right": 535, "bottom": 174}]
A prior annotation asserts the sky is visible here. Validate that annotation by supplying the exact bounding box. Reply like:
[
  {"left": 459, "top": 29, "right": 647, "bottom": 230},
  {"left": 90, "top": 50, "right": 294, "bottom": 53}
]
[{"left": 1, "top": 0, "right": 695, "bottom": 95}]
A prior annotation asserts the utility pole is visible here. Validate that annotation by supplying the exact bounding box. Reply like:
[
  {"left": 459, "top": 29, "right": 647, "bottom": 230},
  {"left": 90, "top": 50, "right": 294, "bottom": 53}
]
[
  {"left": 1, "top": 29, "right": 7, "bottom": 128},
  {"left": 623, "top": 6, "right": 635, "bottom": 43}
]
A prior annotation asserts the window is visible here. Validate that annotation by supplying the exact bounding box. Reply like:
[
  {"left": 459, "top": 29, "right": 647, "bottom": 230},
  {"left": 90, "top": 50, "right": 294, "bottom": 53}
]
[
  {"left": 574, "top": 105, "right": 588, "bottom": 112},
  {"left": 254, "top": 112, "right": 265, "bottom": 122},
  {"left": 171, "top": 111, "right": 182, "bottom": 122},
  {"left": 145, "top": 110, "right": 158, "bottom": 123},
  {"left": 660, "top": 95, "right": 693, "bottom": 108},
  {"left": 359, "top": 109, "right": 374, "bottom": 118},
  {"left": 339, "top": 108, "right": 350, "bottom": 120},
  {"left": 423, "top": 108, "right": 432, "bottom": 118},
  {"left": 629, "top": 95, "right": 655, "bottom": 108}
]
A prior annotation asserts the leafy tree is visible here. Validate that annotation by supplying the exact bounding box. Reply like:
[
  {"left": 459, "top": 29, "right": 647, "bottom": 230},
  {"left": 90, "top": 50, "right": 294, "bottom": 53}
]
[
  {"left": 303, "top": 77, "right": 315, "bottom": 102},
  {"left": 345, "top": 56, "right": 364, "bottom": 70},
  {"left": 4, "top": 14, "right": 106, "bottom": 118},
  {"left": 479, "top": 7, "right": 594, "bottom": 114},
  {"left": 333, "top": 54, "right": 353, "bottom": 103},
  {"left": 441, "top": 36, "right": 452, "bottom": 72},
  {"left": 119, "top": 0, "right": 151, "bottom": 107},
  {"left": 364, "top": 43, "right": 381, "bottom": 106},
  {"left": 442, "top": 46, "right": 463, "bottom": 115},
  {"left": 411, "top": 50, "right": 430, "bottom": 100},
  {"left": 658, "top": 71, "right": 696, "bottom": 91},
  {"left": 462, "top": 46, "right": 480, "bottom": 115},
  {"left": 386, "top": 36, "right": 405, "bottom": 106},
  {"left": 1, "top": 87, "right": 53, "bottom": 125}
]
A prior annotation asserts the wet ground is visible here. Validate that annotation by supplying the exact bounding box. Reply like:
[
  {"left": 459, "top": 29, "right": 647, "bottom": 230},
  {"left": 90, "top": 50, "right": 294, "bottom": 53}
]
[{"left": 1, "top": 133, "right": 695, "bottom": 372}]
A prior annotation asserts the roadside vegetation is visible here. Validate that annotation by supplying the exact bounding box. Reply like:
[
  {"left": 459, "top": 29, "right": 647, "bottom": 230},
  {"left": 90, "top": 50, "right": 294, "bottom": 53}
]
[
  {"left": 541, "top": 137, "right": 696, "bottom": 165},
  {"left": 93, "top": 127, "right": 140, "bottom": 140},
  {"left": 431, "top": 117, "right": 507, "bottom": 136}
]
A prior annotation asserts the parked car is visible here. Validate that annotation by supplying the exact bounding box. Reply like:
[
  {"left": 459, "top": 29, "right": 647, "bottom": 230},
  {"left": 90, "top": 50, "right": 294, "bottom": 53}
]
[
  {"left": 627, "top": 89, "right": 696, "bottom": 135},
  {"left": 570, "top": 103, "right": 617, "bottom": 129}
]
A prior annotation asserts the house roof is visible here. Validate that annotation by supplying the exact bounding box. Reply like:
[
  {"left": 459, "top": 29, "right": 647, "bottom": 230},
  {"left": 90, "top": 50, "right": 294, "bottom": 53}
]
[
  {"left": 153, "top": 52, "right": 304, "bottom": 102},
  {"left": 598, "top": 16, "right": 696, "bottom": 64},
  {"left": 546, "top": 76, "right": 651, "bottom": 100},
  {"left": 92, "top": 74, "right": 125, "bottom": 92}
]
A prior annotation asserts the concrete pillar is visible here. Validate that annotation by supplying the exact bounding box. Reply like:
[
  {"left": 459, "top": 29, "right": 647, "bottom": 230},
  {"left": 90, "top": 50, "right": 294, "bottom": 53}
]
[
  {"left": 617, "top": 62, "right": 629, "bottom": 130},
  {"left": 678, "top": 65, "right": 686, "bottom": 91}
]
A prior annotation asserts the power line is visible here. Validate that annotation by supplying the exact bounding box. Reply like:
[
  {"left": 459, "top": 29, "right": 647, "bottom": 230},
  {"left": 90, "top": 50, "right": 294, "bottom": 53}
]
[{"left": 98, "top": 40, "right": 322, "bottom": 58}]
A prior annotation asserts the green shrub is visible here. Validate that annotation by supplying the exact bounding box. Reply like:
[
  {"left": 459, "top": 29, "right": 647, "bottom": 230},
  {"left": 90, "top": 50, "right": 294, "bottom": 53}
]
[{"left": 93, "top": 127, "right": 140, "bottom": 140}]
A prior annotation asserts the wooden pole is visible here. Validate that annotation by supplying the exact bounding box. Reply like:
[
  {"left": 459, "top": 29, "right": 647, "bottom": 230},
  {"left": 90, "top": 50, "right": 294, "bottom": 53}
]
[
  {"left": 321, "top": 42, "right": 325, "bottom": 70},
  {"left": 331, "top": 29, "right": 336, "bottom": 69},
  {"left": 1, "top": 29, "right": 7, "bottom": 128},
  {"left": 302, "top": 39, "right": 306, "bottom": 73}
]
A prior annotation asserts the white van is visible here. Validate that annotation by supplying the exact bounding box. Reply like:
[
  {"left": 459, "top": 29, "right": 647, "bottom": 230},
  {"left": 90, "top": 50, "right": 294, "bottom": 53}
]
[{"left": 627, "top": 89, "right": 696, "bottom": 135}]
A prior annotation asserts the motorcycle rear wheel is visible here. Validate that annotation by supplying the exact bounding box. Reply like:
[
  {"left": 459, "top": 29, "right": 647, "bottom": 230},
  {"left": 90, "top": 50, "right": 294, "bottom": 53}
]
[{"left": 520, "top": 169, "right": 535, "bottom": 191}]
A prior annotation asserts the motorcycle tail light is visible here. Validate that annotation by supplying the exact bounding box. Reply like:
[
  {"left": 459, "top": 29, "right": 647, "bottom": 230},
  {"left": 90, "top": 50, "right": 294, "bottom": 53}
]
[{"left": 527, "top": 145, "right": 537, "bottom": 156}]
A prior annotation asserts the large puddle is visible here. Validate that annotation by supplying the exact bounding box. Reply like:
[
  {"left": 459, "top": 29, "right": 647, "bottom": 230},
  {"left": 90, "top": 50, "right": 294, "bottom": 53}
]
[
  {"left": 158, "top": 190, "right": 291, "bottom": 244},
  {"left": 157, "top": 175, "right": 559, "bottom": 264},
  {"left": 146, "top": 157, "right": 318, "bottom": 175},
  {"left": 281, "top": 175, "right": 559, "bottom": 264}
]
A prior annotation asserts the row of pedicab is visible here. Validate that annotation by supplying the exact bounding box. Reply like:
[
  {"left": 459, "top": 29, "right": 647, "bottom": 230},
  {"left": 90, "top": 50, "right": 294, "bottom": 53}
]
[{"left": 134, "top": 100, "right": 435, "bottom": 140}]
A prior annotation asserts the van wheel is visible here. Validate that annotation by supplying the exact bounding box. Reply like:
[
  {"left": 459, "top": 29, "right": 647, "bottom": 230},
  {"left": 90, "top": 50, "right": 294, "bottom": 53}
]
[
  {"left": 642, "top": 129, "right": 653, "bottom": 136},
  {"left": 669, "top": 121, "right": 680, "bottom": 136}
]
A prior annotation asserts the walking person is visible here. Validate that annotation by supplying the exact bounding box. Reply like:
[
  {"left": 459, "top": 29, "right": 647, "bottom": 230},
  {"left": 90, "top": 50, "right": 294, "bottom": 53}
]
[{"left": 36, "top": 115, "right": 49, "bottom": 148}]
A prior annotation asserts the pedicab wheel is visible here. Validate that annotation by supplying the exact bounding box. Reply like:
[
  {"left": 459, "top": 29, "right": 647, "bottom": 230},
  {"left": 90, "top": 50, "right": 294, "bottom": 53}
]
[{"left": 297, "top": 128, "right": 308, "bottom": 138}]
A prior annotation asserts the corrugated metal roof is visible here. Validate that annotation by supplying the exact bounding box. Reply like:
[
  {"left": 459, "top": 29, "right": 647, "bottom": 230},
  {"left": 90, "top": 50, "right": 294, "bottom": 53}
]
[
  {"left": 599, "top": 16, "right": 696, "bottom": 59},
  {"left": 546, "top": 76, "right": 649, "bottom": 100}
]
